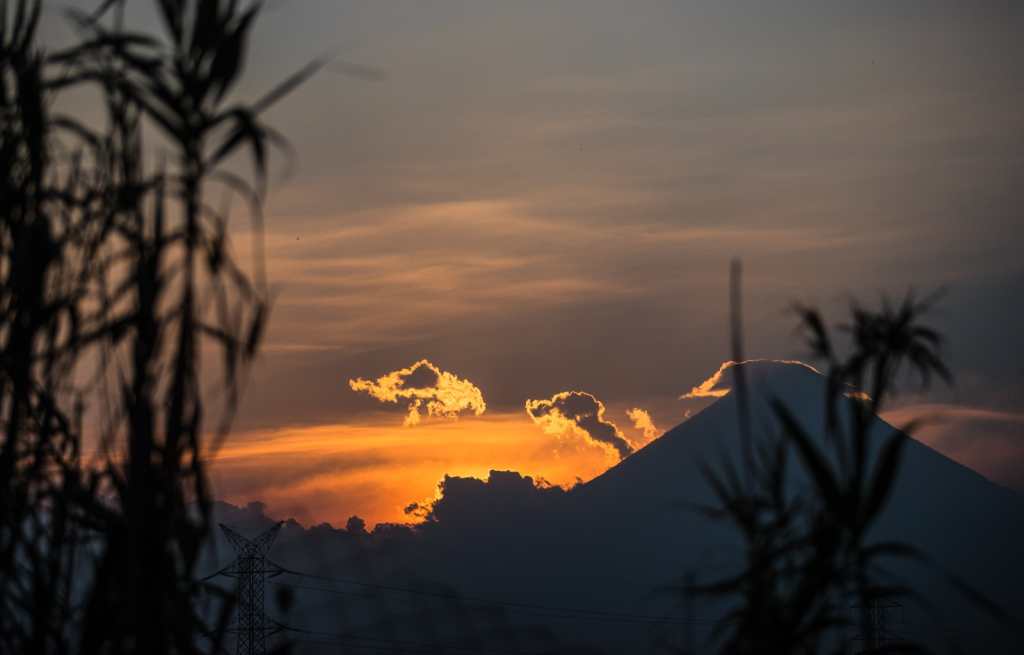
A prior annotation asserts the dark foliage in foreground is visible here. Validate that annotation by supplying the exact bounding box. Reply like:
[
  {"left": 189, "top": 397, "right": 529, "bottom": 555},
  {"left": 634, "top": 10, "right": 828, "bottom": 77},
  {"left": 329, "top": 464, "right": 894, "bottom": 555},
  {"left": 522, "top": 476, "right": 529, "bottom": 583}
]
[
  {"left": 0, "top": 1, "right": 315, "bottom": 653},
  {"left": 689, "top": 266, "right": 1006, "bottom": 655}
]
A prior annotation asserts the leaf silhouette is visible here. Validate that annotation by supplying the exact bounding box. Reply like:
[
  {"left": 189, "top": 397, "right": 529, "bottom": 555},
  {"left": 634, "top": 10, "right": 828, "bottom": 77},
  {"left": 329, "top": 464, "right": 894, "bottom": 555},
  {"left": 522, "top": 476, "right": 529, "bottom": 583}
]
[{"left": 771, "top": 399, "right": 842, "bottom": 511}]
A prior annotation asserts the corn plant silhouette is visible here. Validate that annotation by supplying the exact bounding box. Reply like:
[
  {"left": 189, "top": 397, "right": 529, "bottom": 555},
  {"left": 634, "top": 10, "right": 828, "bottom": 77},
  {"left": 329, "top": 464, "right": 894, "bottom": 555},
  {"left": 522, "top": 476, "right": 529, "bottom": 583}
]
[
  {"left": 691, "top": 264, "right": 1007, "bottom": 655},
  {"left": 0, "top": 2, "right": 108, "bottom": 651},
  {"left": 0, "top": 1, "right": 318, "bottom": 653}
]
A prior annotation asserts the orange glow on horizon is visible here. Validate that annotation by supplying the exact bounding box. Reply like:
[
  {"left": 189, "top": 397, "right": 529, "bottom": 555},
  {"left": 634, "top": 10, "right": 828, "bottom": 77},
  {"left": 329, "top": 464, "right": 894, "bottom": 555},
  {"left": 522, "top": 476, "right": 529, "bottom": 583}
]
[{"left": 209, "top": 413, "right": 617, "bottom": 529}]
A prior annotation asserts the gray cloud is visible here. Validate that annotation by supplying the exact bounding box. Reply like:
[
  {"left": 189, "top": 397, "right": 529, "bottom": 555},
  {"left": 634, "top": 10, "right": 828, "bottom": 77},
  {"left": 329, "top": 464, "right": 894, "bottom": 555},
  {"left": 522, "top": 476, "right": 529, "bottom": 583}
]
[{"left": 112, "top": 0, "right": 1024, "bottom": 484}]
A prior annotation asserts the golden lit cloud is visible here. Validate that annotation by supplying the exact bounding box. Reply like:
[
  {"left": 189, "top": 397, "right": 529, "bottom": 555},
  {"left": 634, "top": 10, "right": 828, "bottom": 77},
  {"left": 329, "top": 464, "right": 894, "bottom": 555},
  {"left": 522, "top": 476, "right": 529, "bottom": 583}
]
[
  {"left": 525, "top": 391, "right": 633, "bottom": 460},
  {"left": 349, "top": 359, "right": 486, "bottom": 426},
  {"left": 627, "top": 407, "right": 660, "bottom": 444},
  {"left": 680, "top": 359, "right": 823, "bottom": 399}
]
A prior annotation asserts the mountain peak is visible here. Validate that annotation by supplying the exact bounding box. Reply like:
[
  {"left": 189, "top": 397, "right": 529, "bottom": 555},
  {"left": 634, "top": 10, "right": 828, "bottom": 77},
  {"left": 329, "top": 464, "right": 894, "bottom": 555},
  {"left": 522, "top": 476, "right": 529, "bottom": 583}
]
[
  {"left": 734, "top": 359, "right": 827, "bottom": 400},
  {"left": 681, "top": 358, "right": 826, "bottom": 403}
]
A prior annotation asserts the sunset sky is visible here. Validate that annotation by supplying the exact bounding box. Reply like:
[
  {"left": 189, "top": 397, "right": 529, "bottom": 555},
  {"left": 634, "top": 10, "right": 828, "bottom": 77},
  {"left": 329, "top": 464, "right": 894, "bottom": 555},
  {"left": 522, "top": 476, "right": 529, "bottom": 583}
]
[{"left": 45, "top": 1, "right": 1023, "bottom": 527}]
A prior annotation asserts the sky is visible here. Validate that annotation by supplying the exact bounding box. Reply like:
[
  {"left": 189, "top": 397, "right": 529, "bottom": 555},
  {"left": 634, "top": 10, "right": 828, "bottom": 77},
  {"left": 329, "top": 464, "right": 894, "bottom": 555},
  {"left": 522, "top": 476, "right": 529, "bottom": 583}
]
[{"left": 44, "top": 1, "right": 1024, "bottom": 527}]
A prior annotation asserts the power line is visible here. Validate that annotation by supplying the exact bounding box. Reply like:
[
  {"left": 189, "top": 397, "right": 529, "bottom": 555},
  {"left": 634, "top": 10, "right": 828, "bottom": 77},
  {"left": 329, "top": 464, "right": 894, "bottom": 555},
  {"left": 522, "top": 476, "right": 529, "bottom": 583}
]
[
  {"left": 272, "top": 578, "right": 706, "bottom": 628},
  {"left": 288, "top": 636, "right": 508, "bottom": 655},
  {"left": 276, "top": 567, "right": 718, "bottom": 626},
  {"left": 288, "top": 637, "right": 410, "bottom": 654},
  {"left": 280, "top": 623, "right": 541, "bottom": 655},
  {"left": 269, "top": 579, "right": 369, "bottom": 600},
  {"left": 202, "top": 531, "right": 724, "bottom": 655}
]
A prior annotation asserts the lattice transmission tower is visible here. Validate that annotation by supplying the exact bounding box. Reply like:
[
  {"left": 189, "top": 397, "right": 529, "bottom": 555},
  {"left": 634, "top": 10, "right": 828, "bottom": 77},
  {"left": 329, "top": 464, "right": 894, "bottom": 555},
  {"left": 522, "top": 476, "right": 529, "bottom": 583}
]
[
  {"left": 219, "top": 522, "right": 285, "bottom": 655},
  {"left": 851, "top": 598, "right": 905, "bottom": 653}
]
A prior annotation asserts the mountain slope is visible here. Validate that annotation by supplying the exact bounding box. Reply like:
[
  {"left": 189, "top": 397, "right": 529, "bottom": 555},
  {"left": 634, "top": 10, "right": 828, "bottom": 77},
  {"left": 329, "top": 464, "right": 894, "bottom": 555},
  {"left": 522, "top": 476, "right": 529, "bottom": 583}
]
[{"left": 572, "top": 360, "right": 1024, "bottom": 650}]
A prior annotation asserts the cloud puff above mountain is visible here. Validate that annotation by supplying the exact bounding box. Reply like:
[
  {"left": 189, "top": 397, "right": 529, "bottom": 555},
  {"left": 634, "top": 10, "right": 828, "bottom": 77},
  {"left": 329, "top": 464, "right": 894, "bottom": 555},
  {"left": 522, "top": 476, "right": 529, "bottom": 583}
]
[{"left": 680, "top": 359, "right": 823, "bottom": 400}]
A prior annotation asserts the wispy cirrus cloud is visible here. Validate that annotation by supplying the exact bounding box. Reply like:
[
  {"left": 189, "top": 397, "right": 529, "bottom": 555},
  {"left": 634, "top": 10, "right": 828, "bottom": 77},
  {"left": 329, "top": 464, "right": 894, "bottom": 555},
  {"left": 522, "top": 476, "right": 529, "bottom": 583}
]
[
  {"left": 349, "top": 359, "right": 486, "bottom": 426},
  {"left": 883, "top": 403, "right": 1024, "bottom": 492},
  {"left": 525, "top": 391, "right": 633, "bottom": 460}
]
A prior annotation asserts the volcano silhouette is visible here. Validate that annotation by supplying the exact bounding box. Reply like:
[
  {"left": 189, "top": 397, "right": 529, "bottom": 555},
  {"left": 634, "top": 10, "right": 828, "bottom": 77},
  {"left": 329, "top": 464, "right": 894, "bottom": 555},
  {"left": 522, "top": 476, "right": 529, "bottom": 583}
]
[{"left": 211, "top": 361, "right": 1024, "bottom": 653}]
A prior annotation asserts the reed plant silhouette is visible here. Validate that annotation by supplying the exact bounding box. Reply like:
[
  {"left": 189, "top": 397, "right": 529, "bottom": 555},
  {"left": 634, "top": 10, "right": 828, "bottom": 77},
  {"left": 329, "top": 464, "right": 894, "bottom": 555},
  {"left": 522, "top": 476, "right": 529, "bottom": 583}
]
[
  {"left": 0, "top": 3, "right": 103, "bottom": 651},
  {"left": 0, "top": 1, "right": 317, "bottom": 653}
]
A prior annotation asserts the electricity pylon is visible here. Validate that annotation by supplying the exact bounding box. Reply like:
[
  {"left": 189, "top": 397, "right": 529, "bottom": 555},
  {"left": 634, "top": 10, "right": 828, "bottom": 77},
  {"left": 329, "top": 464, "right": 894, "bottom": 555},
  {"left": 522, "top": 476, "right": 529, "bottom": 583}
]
[
  {"left": 219, "top": 522, "right": 285, "bottom": 655},
  {"left": 851, "top": 597, "right": 903, "bottom": 653}
]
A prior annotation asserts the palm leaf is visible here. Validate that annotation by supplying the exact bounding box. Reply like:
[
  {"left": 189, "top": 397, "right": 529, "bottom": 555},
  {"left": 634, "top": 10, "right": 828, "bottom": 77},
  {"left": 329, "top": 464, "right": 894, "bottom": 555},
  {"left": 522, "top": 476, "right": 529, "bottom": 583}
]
[
  {"left": 859, "top": 432, "right": 905, "bottom": 529},
  {"left": 772, "top": 399, "right": 843, "bottom": 512}
]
